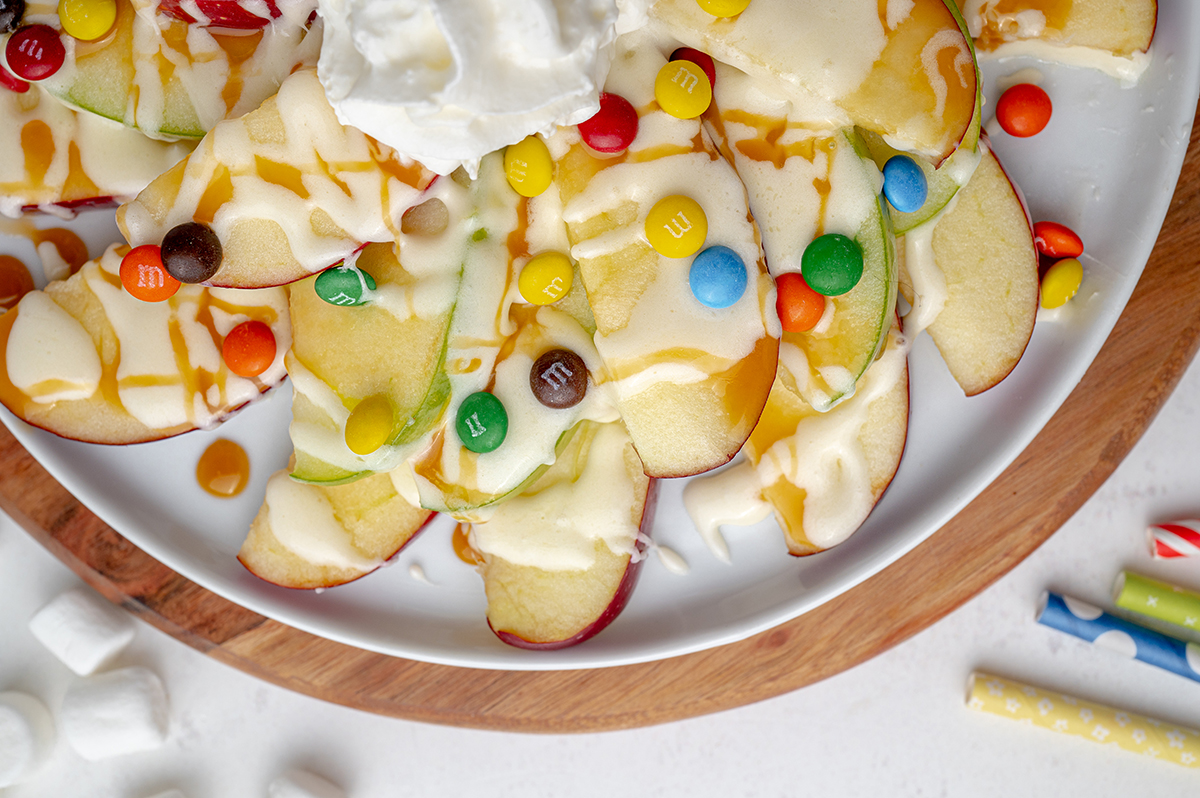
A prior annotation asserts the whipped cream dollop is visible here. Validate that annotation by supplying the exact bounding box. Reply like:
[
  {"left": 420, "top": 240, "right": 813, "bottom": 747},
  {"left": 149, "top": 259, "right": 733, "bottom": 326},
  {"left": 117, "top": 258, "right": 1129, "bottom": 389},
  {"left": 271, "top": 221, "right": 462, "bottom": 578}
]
[{"left": 316, "top": 0, "right": 647, "bottom": 176}]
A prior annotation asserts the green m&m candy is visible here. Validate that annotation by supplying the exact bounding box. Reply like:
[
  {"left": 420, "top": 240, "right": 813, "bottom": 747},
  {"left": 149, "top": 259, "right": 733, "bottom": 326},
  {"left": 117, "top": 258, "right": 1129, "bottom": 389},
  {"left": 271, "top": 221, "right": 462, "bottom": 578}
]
[
  {"left": 801, "top": 233, "right": 863, "bottom": 297},
  {"left": 314, "top": 262, "right": 377, "bottom": 306},
  {"left": 456, "top": 392, "right": 508, "bottom": 453}
]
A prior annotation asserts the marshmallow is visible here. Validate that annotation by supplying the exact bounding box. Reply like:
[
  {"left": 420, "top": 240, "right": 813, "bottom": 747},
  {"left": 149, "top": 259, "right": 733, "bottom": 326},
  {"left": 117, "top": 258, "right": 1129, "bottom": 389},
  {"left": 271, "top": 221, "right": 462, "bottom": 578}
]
[
  {"left": 0, "top": 691, "right": 56, "bottom": 787},
  {"left": 268, "top": 770, "right": 346, "bottom": 798},
  {"left": 29, "top": 588, "right": 136, "bottom": 675},
  {"left": 61, "top": 667, "right": 168, "bottom": 761}
]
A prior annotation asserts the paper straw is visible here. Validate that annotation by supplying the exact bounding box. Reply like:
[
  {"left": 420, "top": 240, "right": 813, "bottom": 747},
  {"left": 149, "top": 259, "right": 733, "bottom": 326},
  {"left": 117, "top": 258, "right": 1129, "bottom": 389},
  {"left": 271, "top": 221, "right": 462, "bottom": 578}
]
[
  {"left": 1036, "top": 592, "right": 1200, "bottom": 683},
  {"left": 1113, "top": 572, "right": 1200, "bottom": 632},
  {"left": 967, "top": 672, "right": 1200, "bottom": 767},
  {"left": 1148, "top": 521, "right": 1200, "bottom": 559}
]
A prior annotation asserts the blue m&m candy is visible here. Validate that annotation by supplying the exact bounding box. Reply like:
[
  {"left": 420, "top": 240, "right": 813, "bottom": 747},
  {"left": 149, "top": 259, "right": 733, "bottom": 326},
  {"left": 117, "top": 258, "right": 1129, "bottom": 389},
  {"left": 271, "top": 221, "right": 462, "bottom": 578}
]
[
  {"left": 689, "top": 246, "right": 748, "bottom": 309},
  {"left": 882, "top": 155, "right": 928, "bottom": 214}
]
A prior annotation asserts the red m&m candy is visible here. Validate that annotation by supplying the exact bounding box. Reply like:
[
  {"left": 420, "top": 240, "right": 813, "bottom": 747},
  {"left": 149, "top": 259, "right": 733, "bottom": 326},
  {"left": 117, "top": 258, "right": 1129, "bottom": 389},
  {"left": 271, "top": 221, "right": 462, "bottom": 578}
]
[
  {"left": 578, "top": 92, "right": 638, "bottom": 154},
  {"left": 0, "top": 63, "right": 29, "bottom": 93},
  {"left": 670, "top": 48, "right": 716, "bottom": 89},
  {"left": 5, "top": 25, "right": 65, "bottom": 81},
  {"left": 996, "top": 83, "right": 1052, "bottom": 138}
]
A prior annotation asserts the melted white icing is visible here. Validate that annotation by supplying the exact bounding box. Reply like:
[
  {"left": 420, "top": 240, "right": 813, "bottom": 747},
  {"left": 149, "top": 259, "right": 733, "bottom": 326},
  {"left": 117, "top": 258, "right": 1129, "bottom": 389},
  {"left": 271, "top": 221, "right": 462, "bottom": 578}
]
[
  {"left": 681, "top": 460, "right": 771, "bottom": 562},
  {"left": 7, "top": 292, "right": 101, "bottom": 403},
  {"left": 265, "top": 471, "right": 380, "bottom": 570}
]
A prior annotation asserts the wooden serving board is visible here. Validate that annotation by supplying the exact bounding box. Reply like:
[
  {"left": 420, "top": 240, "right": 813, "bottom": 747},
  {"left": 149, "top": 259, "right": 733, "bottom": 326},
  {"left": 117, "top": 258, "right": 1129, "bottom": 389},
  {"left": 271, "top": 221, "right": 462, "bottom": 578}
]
[{"left": 3, "top": 113, "right": 1200, "bottom": 734}]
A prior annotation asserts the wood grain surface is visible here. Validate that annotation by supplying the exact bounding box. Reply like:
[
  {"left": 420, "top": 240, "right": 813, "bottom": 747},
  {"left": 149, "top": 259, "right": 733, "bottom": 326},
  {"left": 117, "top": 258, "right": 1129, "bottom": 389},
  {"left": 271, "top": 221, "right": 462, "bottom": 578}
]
[{"left": 2, "top": 111, "right": 1199, "bottom": 734}]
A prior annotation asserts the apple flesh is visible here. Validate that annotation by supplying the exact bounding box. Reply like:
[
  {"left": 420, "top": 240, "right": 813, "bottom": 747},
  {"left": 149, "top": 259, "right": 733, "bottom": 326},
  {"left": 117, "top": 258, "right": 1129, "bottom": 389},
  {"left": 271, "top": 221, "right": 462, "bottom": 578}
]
[
  {"left": 0, "top": 245, "right": 289, "bottom": 444},
  {"left": 550, "top": 31, "right": 777, "bottom": 478},
  {"left": 651, "top": 0, "right": 979, "bottom": 164},
  {"left": 473, "top": 421, "right": 656, "bottom": 649},
  {"left": 705, "top": 63, "right": 897, "bottom": 412},
  {"left": 958, "top": 0, "right": 1156, "bottom": 57},
  {"left": 898, "top": 144, "right": 1038, "bottom": 396},
  {"left": 158, "top": 0, "right": 283, "bottom": 29},
  {"left": 238, "top": 468, "right": 432, "bottom": 589},
  {"left": 118, "top": 69, "right": 437, "bottom": 288}
]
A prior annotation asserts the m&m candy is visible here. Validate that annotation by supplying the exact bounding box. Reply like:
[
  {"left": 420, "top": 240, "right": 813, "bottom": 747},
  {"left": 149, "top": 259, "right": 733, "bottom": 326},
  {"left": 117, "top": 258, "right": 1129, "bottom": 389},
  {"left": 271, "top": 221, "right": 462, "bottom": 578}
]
[
  {"left": 161, "top": 221, "right": 223, "bottom": 283},
  {"left": 670, "top": 48, "right": 716, "bottom": 88},
  {"left": 222, "top": 320, "right": 276, "bottom": 378},
  {"left": 530, "top": 349, "right": 587, "bottom": 409},
  {"left": 504, "top": 135, "right": 552, "bottom": 197},
  {"left": 314, "top": 262, "right": 377, "bottom": 306},
  {"left": 882, "top": 155, "right": 928, "bottom": 214},
  {"left": 58, "top": 0, "right": 116, "bottom": 42},
  {"left": 578, "top": 92, "right": 638, "bottom": 154},
  {"left": 5, "top": 25, "right": 65, "bottom": 81},
  {"left": 996, "top": 84, "right": 1052, "bottom": 138},
  {"left": 119, "top": 245, "right": 180, "bottom": 303},
  {"left": 344, "top": 394, "right": 394, "bottom": 455},
  {"left": 1033, "top": 221, "right": 1083, "bottom": 259},
  {"left": 645, "top": 195, "right": 707, "bottom": 258},
  {"left": 519, "top": 251, "right": 573, "bottom": 305},
  {"left": 0, "top": 63, "right": 29, "bottom": 93},
  {"left": 1040, "top": 258, "right": 1082, "bottom": 309},
  {"left": 654, "top": 60, "right": 711, "bottom": 119},
  {"left": 775, "top": 272, "right": 825, "bottom": 333},
  {"left": 456, "top": 392, "right": 507, "bottom": 453},
  {"left": 689, "top": 246, "right": 747, "bottom": 309},
  {"left": 696, "top": 0, "right": 751, "bottom": 17},
  {"left": 801, "top": 234, "right": 863, "bottom": 297}
]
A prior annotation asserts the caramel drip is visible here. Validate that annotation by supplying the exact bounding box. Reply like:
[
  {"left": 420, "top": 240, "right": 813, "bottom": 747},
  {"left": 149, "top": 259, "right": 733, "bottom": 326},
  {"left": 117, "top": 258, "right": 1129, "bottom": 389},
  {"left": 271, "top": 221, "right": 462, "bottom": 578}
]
[
  {"left": 195, "top": 165, "right": 234, "bottom": 225},
  {"left": 722, "top": 111, "right": 822, "bottom": 169},
  {"left": 975, "top": 0, "right": 1073, "bottom": 50},
  {"left": 214, "top": 30, "right": 264, "bottom": 115},
  {"left": 196, "top": 438, "right": 250, "bottom": 497},
  {"left": 452, "top": 523, "right": 483, "bottom": 566},
  {"left": 0, "top": 256, "right": 34, "bottom": 311},
  {"left": 31, "top": 228, "right": 89, "bottom": 276},
  {"left": 255, "top": 156, "right": 311, "bottom": 199},
  {"left": 21, "top": 121, "right": 54, "bottom": 190}
]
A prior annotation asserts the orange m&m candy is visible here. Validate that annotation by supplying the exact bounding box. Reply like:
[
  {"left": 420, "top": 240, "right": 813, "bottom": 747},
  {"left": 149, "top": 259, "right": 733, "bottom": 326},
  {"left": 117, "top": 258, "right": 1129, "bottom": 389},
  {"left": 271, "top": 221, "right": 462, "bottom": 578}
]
[
  {"left": 222, "top": 320, "right": 276, "bottom": 378},
  {"left": 120, "top": 245, "right": 180, "bottom": 302},
  {"left": 775, "top": 272, "right": 825, "bottom": 333},
  {"left": 996, "top": 84, "right": 1052, "bottom": 138},
  {"left": 1033, "top": 221, "right": 1083, "bottom": 259}
]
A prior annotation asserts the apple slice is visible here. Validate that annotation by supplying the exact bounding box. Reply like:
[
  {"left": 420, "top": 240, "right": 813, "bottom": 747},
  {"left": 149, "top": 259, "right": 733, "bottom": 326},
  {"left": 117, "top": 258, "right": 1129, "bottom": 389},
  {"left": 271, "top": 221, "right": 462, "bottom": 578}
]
[
  {"left": 898, "top": 144, "right": 1038, "bottom": 395},
  {"left": 238, "top": 468, "right": 432, "bottom": 589},
  {"left": 0, "top": 86, "right": 194, "bottom": 217},
  {"left": 469, "top": 420, "right": 656, "bottom": 649},
  {"left": 158, "top": 0, "right": 283, "bottom": 29},
  {"left": 684, "top": 325, "right": 909, "bottom": 558},
  {"left": 118, "top": 69, "right": 437, "bottom": 288},
  {"left": 705, "top": 63, "right": 897, "bottom": 412},
  {"left": 17, "top": 0, "right": 320, "bottom": 140},
  {"left": 0, "top": 244, "right": 289, "bottom": 443},
  {"left": 959, "top": 0, "right": 1156, "bottom": 64},
  {"left": 550, "top": 30, "right": 778, "bottom": 478},
  {"left": 651, "top": 0, "right": 979, "bottom": 164}
]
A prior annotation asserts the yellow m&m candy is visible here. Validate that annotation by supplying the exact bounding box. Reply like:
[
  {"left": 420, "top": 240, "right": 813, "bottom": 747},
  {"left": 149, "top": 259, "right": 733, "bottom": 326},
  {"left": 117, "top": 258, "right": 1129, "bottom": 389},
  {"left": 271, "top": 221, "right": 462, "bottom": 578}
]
[
  {"left": 345, "top": 394, "right": 394, "bottom": 455},
  {"left": 1040, "top": 257, "right": 1083, "bottom": 309},
  {"left": 519, "top": 252, "right": 573, "bottom": 305},
  {"left": 645, "top": 195, "right": 707, "bottom": 259},
  {"left": 655, "top": 60, "right": 712, "bottom": 119},
  {"left": 59, "top": 0, "right": 117, "bottom": 42},
  {"left": 696, "top": 0, "right": 752, "bottom": 17},
  {"left": 504, "top": 136, "right": 552, "bottom": 197}
]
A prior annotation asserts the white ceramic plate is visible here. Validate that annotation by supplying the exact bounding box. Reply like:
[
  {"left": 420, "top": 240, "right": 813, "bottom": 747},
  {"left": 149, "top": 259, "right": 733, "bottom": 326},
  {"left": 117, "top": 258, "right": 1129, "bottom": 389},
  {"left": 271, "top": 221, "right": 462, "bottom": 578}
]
[{"left": 3, "top": 5, "right": 1199, "bottom": 671}]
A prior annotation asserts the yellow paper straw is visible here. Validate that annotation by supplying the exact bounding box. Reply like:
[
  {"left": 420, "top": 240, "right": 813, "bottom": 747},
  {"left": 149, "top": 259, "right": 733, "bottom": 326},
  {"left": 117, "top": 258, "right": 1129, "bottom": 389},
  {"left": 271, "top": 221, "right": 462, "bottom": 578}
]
[{"left": 967, "top": 672, "right": 1200, "bottom": 768}]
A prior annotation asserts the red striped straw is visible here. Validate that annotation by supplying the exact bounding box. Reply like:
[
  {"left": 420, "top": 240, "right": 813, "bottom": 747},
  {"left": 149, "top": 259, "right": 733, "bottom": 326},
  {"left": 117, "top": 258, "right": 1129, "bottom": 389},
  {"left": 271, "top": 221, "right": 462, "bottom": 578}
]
[{"left": 1148, "top": 521, "right": 1200, "bottom": 558}]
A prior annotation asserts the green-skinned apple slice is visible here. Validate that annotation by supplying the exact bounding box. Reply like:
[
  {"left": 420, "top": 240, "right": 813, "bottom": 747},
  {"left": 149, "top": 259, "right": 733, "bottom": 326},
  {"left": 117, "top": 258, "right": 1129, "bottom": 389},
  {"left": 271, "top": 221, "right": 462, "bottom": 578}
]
[
  {"left": 238, "top": 467, "right": 433, "bottom": 589},
  {"left": 0, "top": 245, "right": 288, "bottom": 444},
  {"left": 706, "top": 63, "right": 897, "bottom": 413},
  {"left": 16, "top": 0, "right": 320, "bottom": 140},
  {"left": 684, "top": 324, "right": 908, "bottom": 558},
  {"left": 0, "top": 87, "right": 194, "bottom": 217},
  {"left": 117, "top": 69, "right": 436, "bottom": 288},
  {"left": 468, "top": 420, "right": 655, "bottom": 649},
  {"left": 651, "top": 0, "right": 979, "bottom": 164},
  {"left": 898, "top": 144, "right": 1038, "bottom": 395},
  {"left": 549, "top": 30, "right": 777, "bottom": 478}
]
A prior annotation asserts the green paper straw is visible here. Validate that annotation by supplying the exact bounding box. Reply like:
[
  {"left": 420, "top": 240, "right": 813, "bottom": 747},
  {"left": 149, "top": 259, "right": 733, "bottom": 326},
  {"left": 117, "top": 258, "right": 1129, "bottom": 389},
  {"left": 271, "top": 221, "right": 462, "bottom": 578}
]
[{"left": 1113, "top": 572, "right": 1200, "bottom": 632}]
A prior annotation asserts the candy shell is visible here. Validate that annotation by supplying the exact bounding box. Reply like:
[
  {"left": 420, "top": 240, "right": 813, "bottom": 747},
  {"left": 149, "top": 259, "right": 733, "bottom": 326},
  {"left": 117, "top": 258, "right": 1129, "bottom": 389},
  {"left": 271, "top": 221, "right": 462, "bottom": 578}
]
[
  {"left": 801, "top": 234, "right": 863, "bottom": 297},
  {"left": 882, "top": 155, "right": 928, "bottom": 214},
  {"left": 456, "top": 392, "right": 507, "bottom": 453},
  {"left": 689, "top": 246, "right": 747, "bottom": 309}
]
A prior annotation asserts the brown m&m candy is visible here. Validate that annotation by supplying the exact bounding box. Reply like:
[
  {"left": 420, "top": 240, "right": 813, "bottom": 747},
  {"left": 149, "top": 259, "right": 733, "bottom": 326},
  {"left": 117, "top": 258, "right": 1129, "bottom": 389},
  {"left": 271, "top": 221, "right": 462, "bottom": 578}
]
[
  {"left": 161, "top": 222, "right": 223, "bottom": 284},
  {"left": 530, "top": 349, "right": 587, "bottom": 409}
]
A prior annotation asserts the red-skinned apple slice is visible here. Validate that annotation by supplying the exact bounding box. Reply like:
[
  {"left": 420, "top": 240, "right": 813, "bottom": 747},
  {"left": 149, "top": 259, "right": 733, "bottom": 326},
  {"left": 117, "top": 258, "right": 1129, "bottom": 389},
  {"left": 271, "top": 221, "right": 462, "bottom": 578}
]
[
  {"left": 960, "top": 0, "right": 1157, "bottom": 60},
  {"left": 0, "top": 245, "right": 289, "bottom": 444},
  {"left": 899, "top": 143, "right": 1039, "bottom": 395},
  {"left": 238, "top": 468, "right": 433, "bottom": 589},
  {"left": 470, "top": 421, "right": 656, "bottom": 649},
  {"left": 158, "top": 0, "right": 283, "bottom": 29},
  {"left": 118, "top": 69, "right": 437, "bottom": 288}
]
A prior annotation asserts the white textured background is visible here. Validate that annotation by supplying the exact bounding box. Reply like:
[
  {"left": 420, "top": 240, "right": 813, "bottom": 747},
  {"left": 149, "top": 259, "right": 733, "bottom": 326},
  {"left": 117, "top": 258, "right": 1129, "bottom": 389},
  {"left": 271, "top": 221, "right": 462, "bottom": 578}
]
[{"left": 4, "top": 344, "right": 1200, "bottom": 797}]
